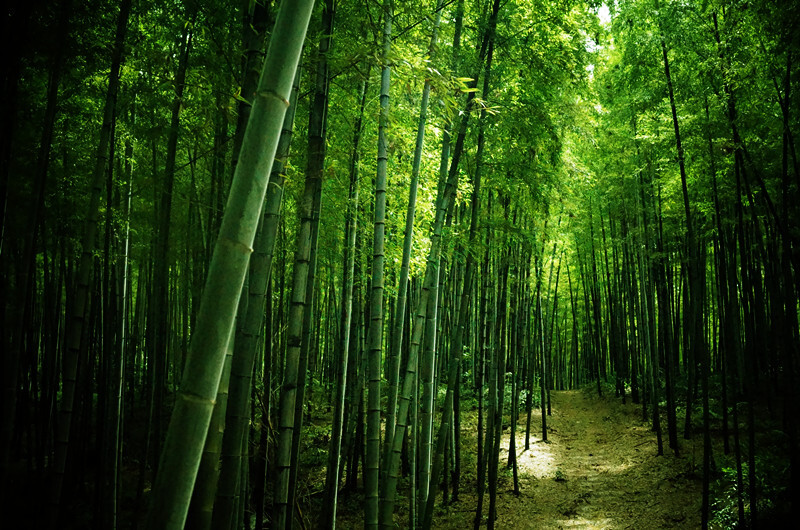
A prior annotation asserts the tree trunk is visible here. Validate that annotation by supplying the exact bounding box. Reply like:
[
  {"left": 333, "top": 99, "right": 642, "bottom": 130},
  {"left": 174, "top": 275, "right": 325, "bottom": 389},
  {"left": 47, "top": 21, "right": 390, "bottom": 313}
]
[
  {"left": 145, "top": 3, "right": 314, "bottom": 528},
  {"left": 211, "top": 63, "right": 301, "bottom": 530},
  {"left": 658, "top": 12, "right": 702, "bottom": 443},
  {"left": 151, "top": 19, "right": 193, "bottom": 481},
  {"left": 364, "top": 2, "right": 393, "bottom": 527},
  {"left": 321, "top": 77, "right": 367, "bottom": 530}
]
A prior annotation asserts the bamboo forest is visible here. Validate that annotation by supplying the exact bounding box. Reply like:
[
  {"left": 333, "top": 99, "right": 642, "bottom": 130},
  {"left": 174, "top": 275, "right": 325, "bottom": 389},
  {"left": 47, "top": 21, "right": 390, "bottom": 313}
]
[{"left": 2, "top": 0, "right": 799, "bottom": 527}]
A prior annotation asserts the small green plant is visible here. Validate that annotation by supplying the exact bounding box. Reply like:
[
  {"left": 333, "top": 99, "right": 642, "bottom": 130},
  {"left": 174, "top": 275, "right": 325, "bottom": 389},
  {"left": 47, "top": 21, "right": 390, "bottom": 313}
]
[{"left": 710, "top": 464, "right": 741, "bottom": 528}]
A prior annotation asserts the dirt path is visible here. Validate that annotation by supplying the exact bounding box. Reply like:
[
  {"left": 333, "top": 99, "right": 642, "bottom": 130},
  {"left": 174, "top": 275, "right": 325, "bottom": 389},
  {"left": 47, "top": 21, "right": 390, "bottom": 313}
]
[{"left": 444, "top": 389, "right": 703, "bottom": 529}]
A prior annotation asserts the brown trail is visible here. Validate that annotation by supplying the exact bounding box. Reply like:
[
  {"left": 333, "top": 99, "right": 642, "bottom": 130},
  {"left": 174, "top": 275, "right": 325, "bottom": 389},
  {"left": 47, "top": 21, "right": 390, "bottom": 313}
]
[{"left": 446, "top": 389, "right": 702, "bottom": 529}]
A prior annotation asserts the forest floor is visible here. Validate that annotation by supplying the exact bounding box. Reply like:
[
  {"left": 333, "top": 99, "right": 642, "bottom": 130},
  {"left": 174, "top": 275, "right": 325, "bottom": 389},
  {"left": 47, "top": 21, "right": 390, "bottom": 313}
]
[
  {"left": 462, "top": 388, "right": 703, "bottom": 529},
  {"left": 325, "top": 386, "right": 704, "bottom": 529}
]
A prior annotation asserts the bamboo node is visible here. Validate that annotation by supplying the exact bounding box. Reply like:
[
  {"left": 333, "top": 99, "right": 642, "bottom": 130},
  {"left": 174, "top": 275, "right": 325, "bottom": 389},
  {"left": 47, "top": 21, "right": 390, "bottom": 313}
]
[
  {"left": 219, "top": 235, "right": 254, "bottom": 255},
  {"left": 256, "top": 89, "right": 290, "bottom": 107},
  {"left": 180, "top": 390, "right": 216, "bottom": 406}
]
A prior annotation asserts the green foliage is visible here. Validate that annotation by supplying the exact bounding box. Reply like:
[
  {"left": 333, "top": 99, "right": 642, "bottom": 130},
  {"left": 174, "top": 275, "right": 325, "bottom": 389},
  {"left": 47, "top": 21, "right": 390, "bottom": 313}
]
[
  {"left": 301, "top": 423, "right": 333, "bottom": 468},
  {"left": 711, "top": 451, "right": 792, "bottom": 529}
]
